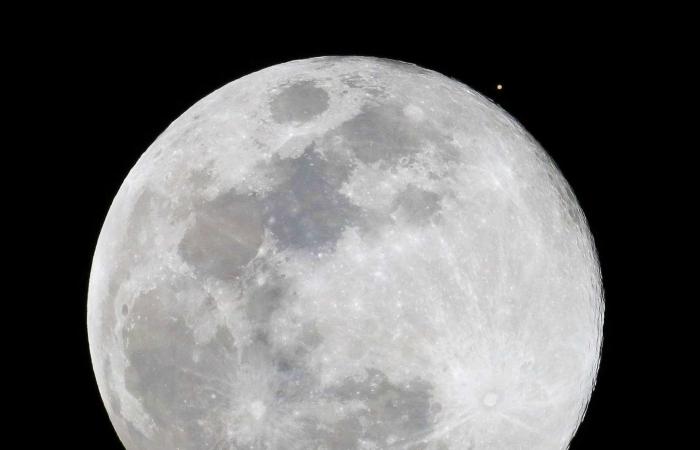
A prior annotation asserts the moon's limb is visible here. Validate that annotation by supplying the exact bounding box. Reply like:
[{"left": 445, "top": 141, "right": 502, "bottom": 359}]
[{"left": 88, "top": 56, "right": 603, "bottom": 450}]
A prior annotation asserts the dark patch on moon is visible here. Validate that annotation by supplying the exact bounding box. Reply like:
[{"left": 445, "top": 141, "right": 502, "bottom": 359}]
[
  {"left": 318, "top": 368, "right": 440, "bottom": 449},
  {"left": 337, "top": 104, "right": 423, "bottom": 164},
  {"left": 187, "top": 166, "right": 215, "bottom": 192},
  {"left": 179, "top": 142, "right": 362, "bottom": 277},
  {"left": 333, "top": 103, "right": 458, "bottom": 166},
  {"left": 178, "top": 191, "right": 264, "bottom": 280},
  {"left": 244, "top": 269, "right": 290, "bottom": 328},
  {"left": 122, "top": 287, "right": 241, "bottom": 449},
  {"left": 392, "top": 184, "right": 443, "bottom": 225},
  {"left": 102, "top": 356, "right": 122, "bottom": 418},
  {"left": 177, "top": 105, "right": 457, "bottom": 275},
  {"left": 270, "top": 80, "right": 330, "bottom": 123},
  {"left": 261, "top": 144, "right": 361, "bottom": 252},
  {"left": 272, "top": 353, "right": 319, "bottom": 404}
]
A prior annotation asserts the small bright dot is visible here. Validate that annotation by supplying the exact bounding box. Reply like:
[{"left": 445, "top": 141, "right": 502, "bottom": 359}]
[
  {"left": 483, "top": 391, "right": 500, "bottom": 407},
  {"left": 496, "top": 84, "right": 503, "bottom": 90},
  {"left": 250, "top": 400, "right": 266, "bottom": 420}
]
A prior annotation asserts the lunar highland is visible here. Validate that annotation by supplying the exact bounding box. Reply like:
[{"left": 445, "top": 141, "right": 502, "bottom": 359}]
[{"left": 88, "top": 56, "right": 603, "bottom": 450}]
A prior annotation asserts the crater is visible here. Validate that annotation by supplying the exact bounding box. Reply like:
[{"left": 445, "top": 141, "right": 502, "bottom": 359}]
[
  {"left": 403, "top": 104, "right": 425, "bottom": 122},
  {"left": 270, "top": 80, "right": 330, "bottom": 123},
  {"left": 482, "top": 391, "right": 500, "bottom": 408},
  {"left": 249, "top": 400, "right": 267, "bottom": 420}
]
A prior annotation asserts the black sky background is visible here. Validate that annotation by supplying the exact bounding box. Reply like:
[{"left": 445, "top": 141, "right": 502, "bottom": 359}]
[{"left": 22, "top": 20, "right": 680, "bottom": 449}]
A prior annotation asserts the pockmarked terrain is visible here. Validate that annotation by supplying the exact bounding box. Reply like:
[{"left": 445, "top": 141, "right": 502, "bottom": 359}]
[{"left": 88, "top": 57, "right": 604, "bottom": 450}]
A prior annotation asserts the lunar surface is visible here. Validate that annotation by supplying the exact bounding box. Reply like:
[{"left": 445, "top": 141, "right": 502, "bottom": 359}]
[{"left": 88, "top": 56, "right": 603, "bottom": 450}]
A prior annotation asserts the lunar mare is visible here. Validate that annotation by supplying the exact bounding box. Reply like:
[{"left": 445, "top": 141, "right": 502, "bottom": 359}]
[{"left": 88, "top": 57, "right": 603, "bottom": 450}]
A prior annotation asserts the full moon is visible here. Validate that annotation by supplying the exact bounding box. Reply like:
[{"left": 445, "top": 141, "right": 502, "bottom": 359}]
[{"left": 88, "top": 57, "right": 603, "bottom": 449}]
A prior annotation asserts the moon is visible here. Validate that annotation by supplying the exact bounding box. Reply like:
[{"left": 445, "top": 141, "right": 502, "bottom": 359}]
[{"left": 88, "top": 56, "right": 603, "bottom": 450}]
